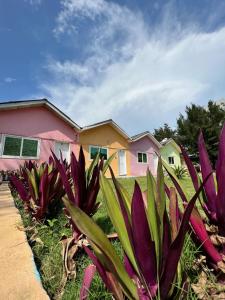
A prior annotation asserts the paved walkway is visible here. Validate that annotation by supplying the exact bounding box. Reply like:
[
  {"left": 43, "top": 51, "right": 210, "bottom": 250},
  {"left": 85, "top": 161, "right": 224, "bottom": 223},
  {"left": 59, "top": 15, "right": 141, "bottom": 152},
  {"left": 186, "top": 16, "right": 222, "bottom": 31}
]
[{"left": 0, "top": 183, "right": 49, "bottom": 300}]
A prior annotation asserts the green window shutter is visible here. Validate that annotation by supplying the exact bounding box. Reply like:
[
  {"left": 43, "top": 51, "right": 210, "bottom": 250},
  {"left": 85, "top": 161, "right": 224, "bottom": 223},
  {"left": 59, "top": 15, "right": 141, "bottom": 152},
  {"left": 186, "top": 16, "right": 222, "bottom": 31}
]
[
  {"left": 3, "top": 136, "right": 22, "bottom": 156},
  {"left": 22, "top": 139, "right": 38, "bottom": 157},
  {"left": 138, "top": 152, "right": 142, "bottom": 162},
  {"left": 90, "top": 147, "right": 99, "bottom": 159},
  {"left": 143, "top": 153, "right": 147, "bottom": 163},
  {"left": 100, "top": 148, "right": 108, "bottom": 160}
]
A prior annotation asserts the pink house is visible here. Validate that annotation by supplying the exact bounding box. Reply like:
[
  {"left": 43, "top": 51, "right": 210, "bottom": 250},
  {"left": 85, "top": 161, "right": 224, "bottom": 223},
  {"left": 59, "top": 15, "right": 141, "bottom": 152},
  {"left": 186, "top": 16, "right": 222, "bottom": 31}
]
[
  {"left": 129, "top": 131, "right": 161, "bottom": 177},
  {"left": 0, "top": 99, "right": 80, "bottom": 171}
]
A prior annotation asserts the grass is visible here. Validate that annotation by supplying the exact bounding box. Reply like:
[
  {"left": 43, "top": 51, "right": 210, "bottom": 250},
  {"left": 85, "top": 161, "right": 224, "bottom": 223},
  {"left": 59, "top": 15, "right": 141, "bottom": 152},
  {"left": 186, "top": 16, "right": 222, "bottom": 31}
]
[{"left": 14, "top": 175, "right": 201, "bottom": 299}]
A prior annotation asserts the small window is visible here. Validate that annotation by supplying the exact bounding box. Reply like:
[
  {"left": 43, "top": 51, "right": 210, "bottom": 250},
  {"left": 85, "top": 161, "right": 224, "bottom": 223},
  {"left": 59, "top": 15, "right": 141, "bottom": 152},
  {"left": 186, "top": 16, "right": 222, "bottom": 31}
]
[
  {"left": 22, "top": 139, "right": 38, "bottom": 157},
  {"left": 90, "top": 146, "right": 108, "bottom": 160},
  {"left": 137, "top": 152, "right": 147, "bottom": 163},
  {"left": 2, "top": 135, "right": 39, "bottom": 158},
  {"left": 3, "top": 136, "right": 22, "bottom": 156},
  {"left": 168, "top": 156, "right": 174, "bottom": 164}
]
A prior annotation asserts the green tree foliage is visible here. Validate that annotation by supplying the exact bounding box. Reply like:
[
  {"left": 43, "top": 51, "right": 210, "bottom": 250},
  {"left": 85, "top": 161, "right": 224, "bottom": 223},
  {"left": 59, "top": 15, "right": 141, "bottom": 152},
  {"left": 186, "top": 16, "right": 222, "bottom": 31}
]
[
  {"left": 177, "top": 101, "right": 225, "bottom": 166},
  {"left": 153, "top": 123, "right": 177, "bottom": 142}
]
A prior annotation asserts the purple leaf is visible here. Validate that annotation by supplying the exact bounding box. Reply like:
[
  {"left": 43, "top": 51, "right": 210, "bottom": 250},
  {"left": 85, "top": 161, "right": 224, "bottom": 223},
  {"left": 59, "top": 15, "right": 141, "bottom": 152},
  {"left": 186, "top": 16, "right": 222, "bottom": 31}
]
[
  {"left": 198, "top": 131, "right": 217, "bottom": 213},
  {"left": 78, "top": 146, "right": 87, "bottom": 207},
  {"left": 10, "top": 175, "right": 30, "bottom": 202},
  {"left": 86, "top": 164, "right": 100, "bottom": 214},
  {"left": 84, "top": 246, "right": 123, "bottom": 299},
  {"left": 161, "top": 211, "right": 171, "bottom": 273},
  {"left": 52, "top": 151, "right": 76, "bottom": 204},
  {"left": 124, "top": 254, "right": 136, "bottom": 279},
  {"left": 189, "top": 207, "right": 222, "bottom": 263},
  {"left": 131, "top": 181, "right": 157, "bottom": 292},
  {"left": 180, "top": 144, "right": 199, "bottom": 192},
  {"left": 216, "top": 123, "right": 225, "bottom": 236},
  {"left": 160, "top": 175, "right": 212, "bottom": 299},
  {"left": 80, "top": 264, "right": 96, "bottom": 300}
]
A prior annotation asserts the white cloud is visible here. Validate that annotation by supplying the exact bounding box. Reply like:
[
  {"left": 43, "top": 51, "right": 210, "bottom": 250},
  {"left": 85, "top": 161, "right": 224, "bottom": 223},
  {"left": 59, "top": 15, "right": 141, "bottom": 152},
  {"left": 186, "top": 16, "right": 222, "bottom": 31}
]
[
  {"left": 4, "top": 77, "right": 16, "bottom": 83},
  {"left": 24, "top": 0, "right": 42, "bottom": 5},
  {"left": 41, "top": 0, "right": 225, "bottom": 133}
]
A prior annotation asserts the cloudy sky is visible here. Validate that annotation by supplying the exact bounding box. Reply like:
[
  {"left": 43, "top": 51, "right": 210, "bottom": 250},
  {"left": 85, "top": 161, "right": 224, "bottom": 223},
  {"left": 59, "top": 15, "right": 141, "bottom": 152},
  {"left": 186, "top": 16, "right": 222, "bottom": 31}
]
[{"left": 1, "top": 0, "right": 225, "bottom": 135}]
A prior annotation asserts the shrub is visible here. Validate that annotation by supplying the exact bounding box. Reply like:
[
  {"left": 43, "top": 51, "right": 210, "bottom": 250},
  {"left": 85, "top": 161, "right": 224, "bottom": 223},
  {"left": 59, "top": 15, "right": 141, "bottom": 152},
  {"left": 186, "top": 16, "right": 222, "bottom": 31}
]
[{"left": 172, "top": 165, "right": 187, "bottom": 179}]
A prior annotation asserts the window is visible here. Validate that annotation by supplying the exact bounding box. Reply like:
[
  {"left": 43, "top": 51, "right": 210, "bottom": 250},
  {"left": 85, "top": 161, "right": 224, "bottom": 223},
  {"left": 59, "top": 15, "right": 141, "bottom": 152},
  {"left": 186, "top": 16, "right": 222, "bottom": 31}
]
[
  {"left": 137, "top": 152, "right": 147, "bottom": 163},
  {"left": 22, "top": 139, "right": 38, "bottom": 157},
  {"left": 168, "top": 156, "right": 174, "bottom": 164},
  {"left": 90, "top": 146, "right": 108, "bottom": 160},
  {"left": 2, "top": 135, "right": 39, "bottom": 158}
]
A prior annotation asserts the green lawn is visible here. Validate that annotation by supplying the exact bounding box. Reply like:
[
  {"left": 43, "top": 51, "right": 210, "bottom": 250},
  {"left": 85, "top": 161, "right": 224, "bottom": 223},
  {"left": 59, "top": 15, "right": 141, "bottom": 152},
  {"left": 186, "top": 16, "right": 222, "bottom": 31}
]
[{"left": 15, "top": 176, "right": 199, "bottom": 300}]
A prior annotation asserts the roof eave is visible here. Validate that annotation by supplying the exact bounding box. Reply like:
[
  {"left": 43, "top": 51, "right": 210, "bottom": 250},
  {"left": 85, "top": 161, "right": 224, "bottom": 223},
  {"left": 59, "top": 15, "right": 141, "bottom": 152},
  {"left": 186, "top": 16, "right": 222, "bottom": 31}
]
[
  {"left": 0, "top": 99, "right": 81, "bottom": 131},
  {"left": 130, "top": 133, "right": 162, "bottom": 148}
]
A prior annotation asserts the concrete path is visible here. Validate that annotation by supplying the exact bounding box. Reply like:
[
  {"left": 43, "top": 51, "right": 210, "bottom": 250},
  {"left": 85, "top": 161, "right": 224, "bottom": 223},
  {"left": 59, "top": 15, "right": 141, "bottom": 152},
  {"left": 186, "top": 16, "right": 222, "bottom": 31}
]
[{"left": 0, "top": 183, "right": 49, "bottom": 300}]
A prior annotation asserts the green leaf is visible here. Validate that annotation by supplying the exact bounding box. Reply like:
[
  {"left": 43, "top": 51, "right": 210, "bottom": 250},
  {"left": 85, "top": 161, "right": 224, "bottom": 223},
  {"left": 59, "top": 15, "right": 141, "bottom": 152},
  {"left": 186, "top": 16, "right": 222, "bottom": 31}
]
[
  {"left": 103, "top": 152, "right": 117, "bottom": 174},
  {"left": 27, "top": 169, "right": 39, "bottom": 200},
  {"left": 156, "top": 158, "right": 166, "bottom": 248},
  {"left": 146, "top": 169, "right": 160, "bottom": 270},
  {"left": 100, "top": 173, "right": 139, "bottom": 274},
  {"left": 63, "top": 196, "right": 138, "bottom": 300},
  {"left": 86, "top": 152, "right": 100, "bottom": 183},
  {"left": 116, "top": 180, "right": 132, "bottom": 215}
]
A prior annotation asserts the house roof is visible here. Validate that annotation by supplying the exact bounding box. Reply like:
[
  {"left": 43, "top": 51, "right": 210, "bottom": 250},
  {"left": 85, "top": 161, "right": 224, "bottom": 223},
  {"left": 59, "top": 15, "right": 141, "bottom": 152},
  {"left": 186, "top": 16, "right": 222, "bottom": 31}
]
[
  {"left": 160, "top": 138, "right": 181, "bottom": 152},
  {"left": 131, "top": 131, "right": 162, "bottom": 148},
  {"left": 0, "top": 98, "right": 81, "bottom": 131},
  {"left": 81, "top": 119, "right": 130, "bottom": 140}
]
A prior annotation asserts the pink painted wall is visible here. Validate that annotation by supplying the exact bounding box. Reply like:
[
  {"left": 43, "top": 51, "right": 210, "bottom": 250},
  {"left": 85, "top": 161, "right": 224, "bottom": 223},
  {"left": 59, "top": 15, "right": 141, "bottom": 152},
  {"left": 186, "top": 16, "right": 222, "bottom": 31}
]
[
  {"left": 129, "top": 136, "right": 160, "bottom": 177},
  {"left": 0, "top": 106, "right": 79, "bottom": 170}
]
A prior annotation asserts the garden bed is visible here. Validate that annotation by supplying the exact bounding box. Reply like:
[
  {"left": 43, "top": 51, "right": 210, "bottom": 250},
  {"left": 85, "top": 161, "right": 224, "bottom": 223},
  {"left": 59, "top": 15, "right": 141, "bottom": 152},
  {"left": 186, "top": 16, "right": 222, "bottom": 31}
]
[{"left": 13, "top": 177, "right": 202, "bottom": 299}]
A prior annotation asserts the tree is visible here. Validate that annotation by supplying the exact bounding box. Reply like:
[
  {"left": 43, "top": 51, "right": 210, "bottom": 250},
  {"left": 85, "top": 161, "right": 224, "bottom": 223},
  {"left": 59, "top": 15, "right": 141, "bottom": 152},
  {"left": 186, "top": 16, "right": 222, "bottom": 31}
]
[
  {"left": 177, "top": 101, "right": 225, "bottom": 166},
  {"left": 153, "top": 123, "right": 177, "bottom": 142}
]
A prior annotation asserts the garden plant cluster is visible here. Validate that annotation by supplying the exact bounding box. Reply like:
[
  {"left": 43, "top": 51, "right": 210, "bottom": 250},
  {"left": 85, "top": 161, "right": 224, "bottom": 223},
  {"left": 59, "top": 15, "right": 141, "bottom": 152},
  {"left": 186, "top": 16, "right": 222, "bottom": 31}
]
[{"left": 9, "top": 124, "right": 225, "bottom": 299}]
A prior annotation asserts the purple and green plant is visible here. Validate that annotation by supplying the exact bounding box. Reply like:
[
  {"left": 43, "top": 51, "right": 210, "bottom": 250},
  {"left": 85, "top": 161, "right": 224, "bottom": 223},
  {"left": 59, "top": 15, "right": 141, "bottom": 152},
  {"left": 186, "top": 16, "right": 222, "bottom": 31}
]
[
  {"left": 63, "top": 159, "right": 208, "bottom": 299},
  {"left": 162, "top": 124, "right": 225, "bottom": 272},
  {"left": 52, "top": 146, "right": 116, "bottom": 285},
  {"left": 52, "top": 147, "right": 115, "bottom": 241},
  {"left": 10, "top": 159, "right": 65, "bottom": 220}
]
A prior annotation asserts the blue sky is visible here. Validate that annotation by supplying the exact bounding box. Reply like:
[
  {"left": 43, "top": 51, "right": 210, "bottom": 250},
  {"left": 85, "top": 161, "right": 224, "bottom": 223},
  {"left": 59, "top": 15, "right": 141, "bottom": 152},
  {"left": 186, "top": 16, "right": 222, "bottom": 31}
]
[{"left": 1, "top": 0, "right": 225, "bottom": 135}]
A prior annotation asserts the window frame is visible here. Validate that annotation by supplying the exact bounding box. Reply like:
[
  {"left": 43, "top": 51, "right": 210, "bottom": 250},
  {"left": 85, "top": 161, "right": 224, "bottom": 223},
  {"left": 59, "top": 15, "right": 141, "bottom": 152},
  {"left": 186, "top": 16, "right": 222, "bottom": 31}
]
[
  {"left": 137, "top": 152, "right": 148, "bottom": 164},
  {"left": 1, "top": 134, "right": 40, "bottom": 159},
  {"left": 168, "top": 156, "right": 175, "bottom": 165},
  {"left": 89, "top": 145, "right": 108, "bottom": 161}
]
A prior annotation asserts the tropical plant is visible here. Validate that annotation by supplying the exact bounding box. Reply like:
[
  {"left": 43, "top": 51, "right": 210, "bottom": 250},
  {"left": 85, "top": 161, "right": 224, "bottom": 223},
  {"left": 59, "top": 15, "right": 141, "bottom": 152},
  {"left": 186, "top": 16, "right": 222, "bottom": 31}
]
[
  {"left": 172, "top": 165, "right": 187, "bottom": 179},
  {"left": 63, "top": 159, "right": 207, "bottom": 300},
  {"left": 10, "top": 159, "right": 65, "bottom": 220},
  {"left": 163, "top": 124, "right": 225, "bottom": 273},
  {"left": 52, "top": 147, "right": 116, "bottom": 292}
]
